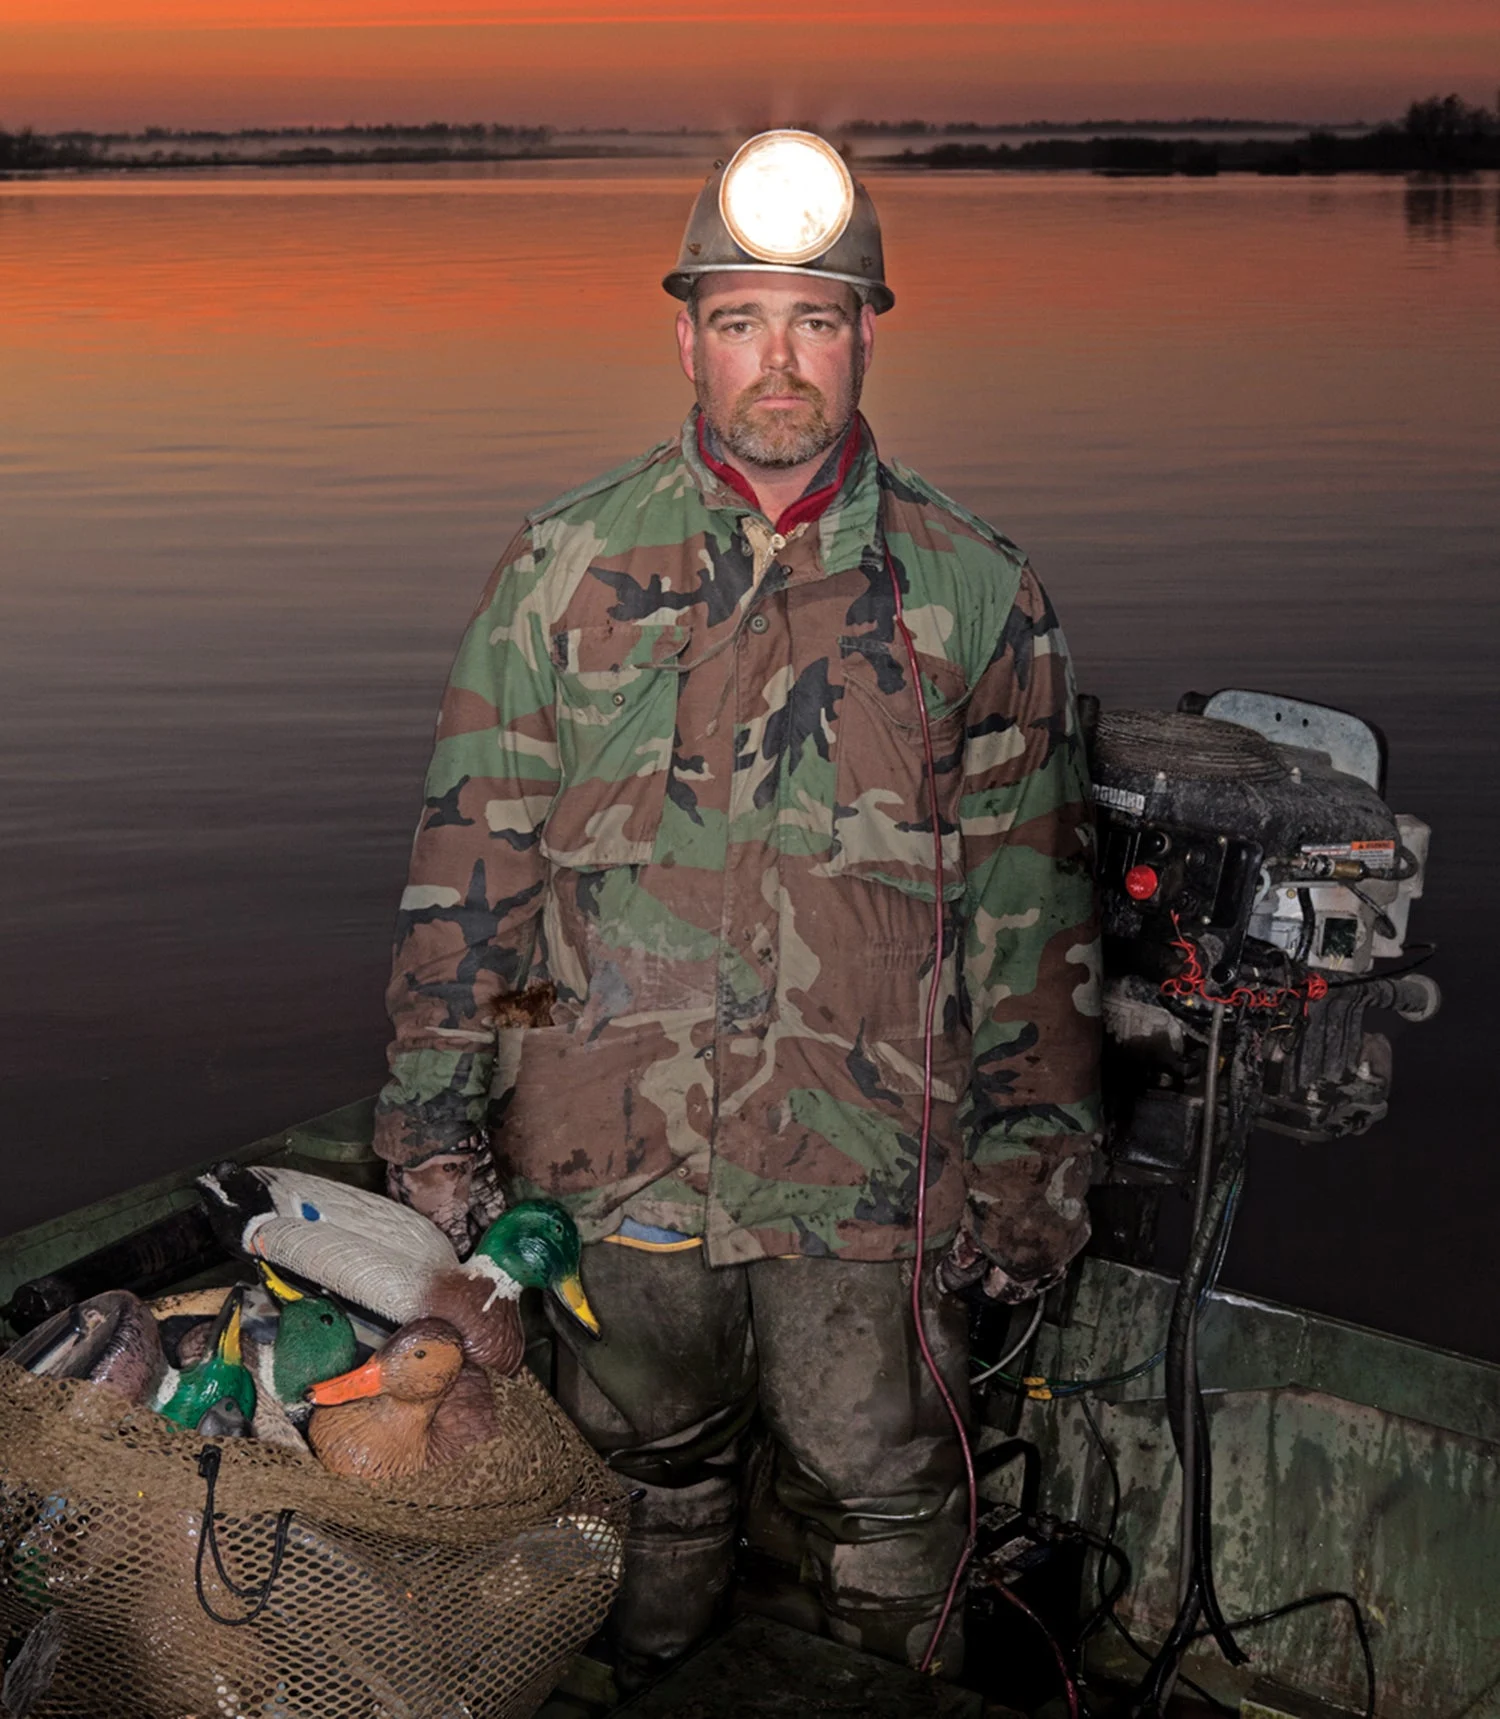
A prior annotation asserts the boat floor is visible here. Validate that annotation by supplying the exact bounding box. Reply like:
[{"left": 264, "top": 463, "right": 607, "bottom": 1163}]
[{"left": 534, "top": 1612, "right": 1262, "bottom": 1719}]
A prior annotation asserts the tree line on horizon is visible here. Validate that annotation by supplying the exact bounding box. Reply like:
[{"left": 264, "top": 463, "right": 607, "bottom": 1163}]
[
  {"left": 909, "top": 94, "right": 1500, "bottom": 176},
  {"left": 1, "top": 94, "right": 1496, "bottom": 175},
  {"left": 0, "top": 120, "right": 553, "bottom": 169}
]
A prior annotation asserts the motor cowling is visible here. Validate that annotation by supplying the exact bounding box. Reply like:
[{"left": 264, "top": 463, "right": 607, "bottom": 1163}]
[{"left": 1089, "top": 690, "right": 1438, "bottom": 1161}]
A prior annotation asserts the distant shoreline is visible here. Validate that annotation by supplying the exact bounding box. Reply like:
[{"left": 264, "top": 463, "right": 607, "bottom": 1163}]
[
  {"left": 3, "top": 103, "right": 1496, "bottom": 178},
  {"left": 888, "top": 125, "right": 1500, "bottom": 177}
]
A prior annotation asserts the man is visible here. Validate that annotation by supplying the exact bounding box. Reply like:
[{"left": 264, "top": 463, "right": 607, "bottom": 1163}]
[{"left": 374, "top": 131, "right": 1100, "bottom": 1683}]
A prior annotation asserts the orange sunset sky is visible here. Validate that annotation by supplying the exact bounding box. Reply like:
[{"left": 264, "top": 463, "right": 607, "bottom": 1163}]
[{"left": 3, "top": 0, "right": 1496, "bottom": 133}]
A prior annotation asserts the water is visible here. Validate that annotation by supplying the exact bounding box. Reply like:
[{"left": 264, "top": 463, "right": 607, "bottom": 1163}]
[{"left": 2, "top": 165, "right": 1496, "bottom": 1356}]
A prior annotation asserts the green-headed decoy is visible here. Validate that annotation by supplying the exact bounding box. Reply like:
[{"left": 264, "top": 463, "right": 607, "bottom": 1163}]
[{"left": 199, "top": 1165, "right": 599, "bottom": 1372}]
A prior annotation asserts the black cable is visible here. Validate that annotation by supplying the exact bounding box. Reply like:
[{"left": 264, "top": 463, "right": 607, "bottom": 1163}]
[
  {"left": 1076, "top": 1396, "right": 1123, "bottom": 1646},
  {"left": 1066, "top": 1458, "right": 1375, "bottom": 1718},
  {"left": 1105, "top": 1598, "right": 1238, "bottom": 1715},
  {"left": 1347, "top": 883, "right": 1397, "bottom": 941},
  {"left": 1294, "top": 888, "right": 1316, "bottom": 964},
  {"left": 1071, "top": 1528, "right": 1132, "bottom": 1719},
  {"left": 1189, "top": 1155, "right": 1247, "bottom": 1667},
  {"left": 1189, "top": 1384, "right": 1238, "bottom": 1660},
  {"left": 1071, "top": 1400, "right": 1235, "bottom": 1716},
  {"left": 1132, "top": 1035, "right": 1259, "bottom": 1714},
  {"left": 1187, "top": 1591, "right": 1376, "bottom": 1719},
  {"left": 1326, "top": 942, "right": 1436, "bottom": 987},
  {"left": 1186, "top": 1046, "right": 1262, "bottom": 1670},
  {"left": 1075, "top": 1525, "right": 1131, "bottom": 1642}
]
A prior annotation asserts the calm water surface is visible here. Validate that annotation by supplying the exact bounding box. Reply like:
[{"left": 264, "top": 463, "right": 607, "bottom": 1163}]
[{"left": 1, "top": 165, "right": 1496, "bottom": 1354}]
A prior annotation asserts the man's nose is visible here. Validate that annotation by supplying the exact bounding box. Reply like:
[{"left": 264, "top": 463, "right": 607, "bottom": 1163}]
[{"left": 760, "top": 322, "right": 796, "bottom": 371}]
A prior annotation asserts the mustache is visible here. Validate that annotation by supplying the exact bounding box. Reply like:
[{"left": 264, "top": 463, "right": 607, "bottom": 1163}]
[{"left": 739, "top": 374, "right": 825, "bottom": 406}]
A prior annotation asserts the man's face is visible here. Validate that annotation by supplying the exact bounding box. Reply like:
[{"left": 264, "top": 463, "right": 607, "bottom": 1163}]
[{"left": 676, "top": 271, "right": 877, "bottom": 471}]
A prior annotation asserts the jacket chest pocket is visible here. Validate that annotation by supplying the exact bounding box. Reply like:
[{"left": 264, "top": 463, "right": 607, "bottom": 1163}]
[
  {"left": 827, "top": 646, "right": 968, "bottom": 903},
  {"left": 541, "top": 620, "right": 690, "bottom": 869}
]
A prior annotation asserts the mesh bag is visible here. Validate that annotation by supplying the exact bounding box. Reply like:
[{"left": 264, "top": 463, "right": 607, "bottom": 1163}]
[{"left": 0, "top": 1355, "right": 626, "bottom": 1718}]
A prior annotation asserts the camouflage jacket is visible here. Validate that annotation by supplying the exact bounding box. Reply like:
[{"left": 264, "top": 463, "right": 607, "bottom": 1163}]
[{"left": 375, "top": 411, "right": 1101, "bottom": 1272}]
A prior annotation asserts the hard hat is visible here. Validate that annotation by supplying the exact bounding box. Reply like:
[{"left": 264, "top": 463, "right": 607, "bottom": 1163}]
[{"left": 663, "top": 130, "right": 894, "bottom": 314}]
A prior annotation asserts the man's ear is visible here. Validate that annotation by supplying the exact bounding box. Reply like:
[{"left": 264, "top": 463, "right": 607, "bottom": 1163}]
[
  {"left": 675, "top": 307, "right": 698, "bottom": 383},
  {"left": 858, "top": 301, "right": 877, "bottom": 374}
]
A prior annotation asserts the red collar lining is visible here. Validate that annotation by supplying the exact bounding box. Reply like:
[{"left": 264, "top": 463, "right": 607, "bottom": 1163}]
[{"left": 695, "top": 413, "right": 866, "bottom": 537}]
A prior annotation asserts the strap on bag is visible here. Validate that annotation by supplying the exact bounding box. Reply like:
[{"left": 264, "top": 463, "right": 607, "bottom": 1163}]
[{"left": 193, "top": 1445, "right": 294, "bottom": 1627}]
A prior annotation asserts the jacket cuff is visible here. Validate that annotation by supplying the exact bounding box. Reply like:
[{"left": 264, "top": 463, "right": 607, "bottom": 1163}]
[
  {"left": 374, "top": 1045, "right": 493, "bottom": 1167},
  {"left": 372, "top": 1096, "right": 486, "bottom": 1169}
]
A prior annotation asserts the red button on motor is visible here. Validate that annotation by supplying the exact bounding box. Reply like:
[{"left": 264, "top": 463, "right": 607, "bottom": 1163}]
[{"left": 1124, "top": 864, "right": 1159, "bottom": 901}]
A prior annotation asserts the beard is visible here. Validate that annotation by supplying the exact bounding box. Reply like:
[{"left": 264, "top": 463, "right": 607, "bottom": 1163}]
[{"left": 699, "top": 355, "right": 863, "bottom": 471}]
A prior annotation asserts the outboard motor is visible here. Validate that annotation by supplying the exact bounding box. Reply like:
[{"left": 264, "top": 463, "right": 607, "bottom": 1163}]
[
  {"left": 1087, "top": 688, "right": 1438, "bottom": 1241},
  {"left": 1078, "top": 690, "right": 1440, "bottom": 1706}
]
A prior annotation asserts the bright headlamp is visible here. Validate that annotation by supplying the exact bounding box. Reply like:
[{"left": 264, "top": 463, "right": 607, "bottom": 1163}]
[{"left": 718, "top": 131, "right": 856, "bottom": 267}]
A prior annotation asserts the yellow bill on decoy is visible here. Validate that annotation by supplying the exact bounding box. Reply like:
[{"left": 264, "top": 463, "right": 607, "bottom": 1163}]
[
  {"left": 258, "top": 1260, "right": 304, "bottom": 1304},
  {"left": 556, "top": 1274, "right": 600, "bottom": 1337}
]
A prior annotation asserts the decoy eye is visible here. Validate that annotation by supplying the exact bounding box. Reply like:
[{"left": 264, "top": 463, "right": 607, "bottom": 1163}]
[
  {"left": 412, "top": 1348, "right": 427, "bottom": 1359},
  {"left": 319, "top": 1313, "right": 334, "bottom": 1326}
]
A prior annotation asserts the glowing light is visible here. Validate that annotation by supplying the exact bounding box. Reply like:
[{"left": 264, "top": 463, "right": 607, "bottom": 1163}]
[{"left": 718, "top": 131, "right": 854, "bottom": 267}]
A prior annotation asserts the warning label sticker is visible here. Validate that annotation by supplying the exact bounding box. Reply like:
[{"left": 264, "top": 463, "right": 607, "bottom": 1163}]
[{"left": 1299, "top": 839, "right": 1397, "bottom": 871}]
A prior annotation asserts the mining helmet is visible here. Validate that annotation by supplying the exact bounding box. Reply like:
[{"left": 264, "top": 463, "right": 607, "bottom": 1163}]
[{"left": 663, "top": 130, "right": 894, "bottom": 314}]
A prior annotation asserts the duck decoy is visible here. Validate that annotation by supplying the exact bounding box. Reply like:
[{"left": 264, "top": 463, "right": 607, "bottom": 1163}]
[
  {"left": 306, "top": 1317, "right": 498, "bottom": 1480},
  {"left": 156, "top": 1287, "right": 256, "bottom": 1433},
  {"left": 199, "top": 1164, "right": 599, "bottom": 1372},
  {"left": 2, "top": 1290, "right": 165, "bottom": 1405},
  {"left": 257, "top": 1261, "right": 358, "bottom": 1405}
]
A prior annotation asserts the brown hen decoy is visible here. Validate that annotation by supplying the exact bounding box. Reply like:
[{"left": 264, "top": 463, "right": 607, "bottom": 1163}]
[{"left": 305, "top": 1317, "right": 499, "bottom": 1480}]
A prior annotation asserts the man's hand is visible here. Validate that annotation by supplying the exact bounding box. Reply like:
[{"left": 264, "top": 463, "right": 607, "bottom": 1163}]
[
  {"left": 937, "top": 1225, "right": 1068, "bottom": 1305},
  {"left": 386, "top": 1147, "right": 484, "bottom": 1256}
]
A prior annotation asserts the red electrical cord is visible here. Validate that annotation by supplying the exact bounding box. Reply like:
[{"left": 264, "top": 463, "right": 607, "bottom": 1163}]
[
  {"left": 885, "top": 545, "right": 977, "bottom": 1676},
  {"left": 887, "top": 541, "right": 1082, "bottom": 1716},
  {"left": 1161, "top": 913, "right": 1329, "bottom": 1013},
  {"left": 991, "top": 1583, "right": 1083, "bottom": 1719}
]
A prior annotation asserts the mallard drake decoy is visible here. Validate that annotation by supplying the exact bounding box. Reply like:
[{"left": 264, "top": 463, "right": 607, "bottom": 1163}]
[
  {"left": 156, "top": 1287, "right": 256, "bottom": 1433},
  {"left": 3, "top": 1290, "right": 165, "bottom": 1405},
  {"left": 306, "top": 1317, "right": 499, "bottom": 1479},
  {"left": 151, "top": 1275, "right": 359, "bottom": 1451},
  {"left": 199, "top": 1163, "right": 599, "bottom": 1372},
  {"left": 257, "top": 1261, "right": 358, "bottom": 1405}
]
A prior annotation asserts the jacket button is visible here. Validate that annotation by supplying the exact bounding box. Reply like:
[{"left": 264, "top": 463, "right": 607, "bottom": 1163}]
[
  {"left": 612, "top": 691, "right": 626, "bottom": 706},
  {"left": 702, "top": 1046, "right": 715, "bottom": 1061},
  {"left": 748, "top": 613, "right": 769, "bottom": 634}
]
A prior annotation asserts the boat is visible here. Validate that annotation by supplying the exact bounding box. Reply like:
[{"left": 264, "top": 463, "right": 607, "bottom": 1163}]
[{"left": 2, "top": 1084, "right": 1494, "bottom": 1717}]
